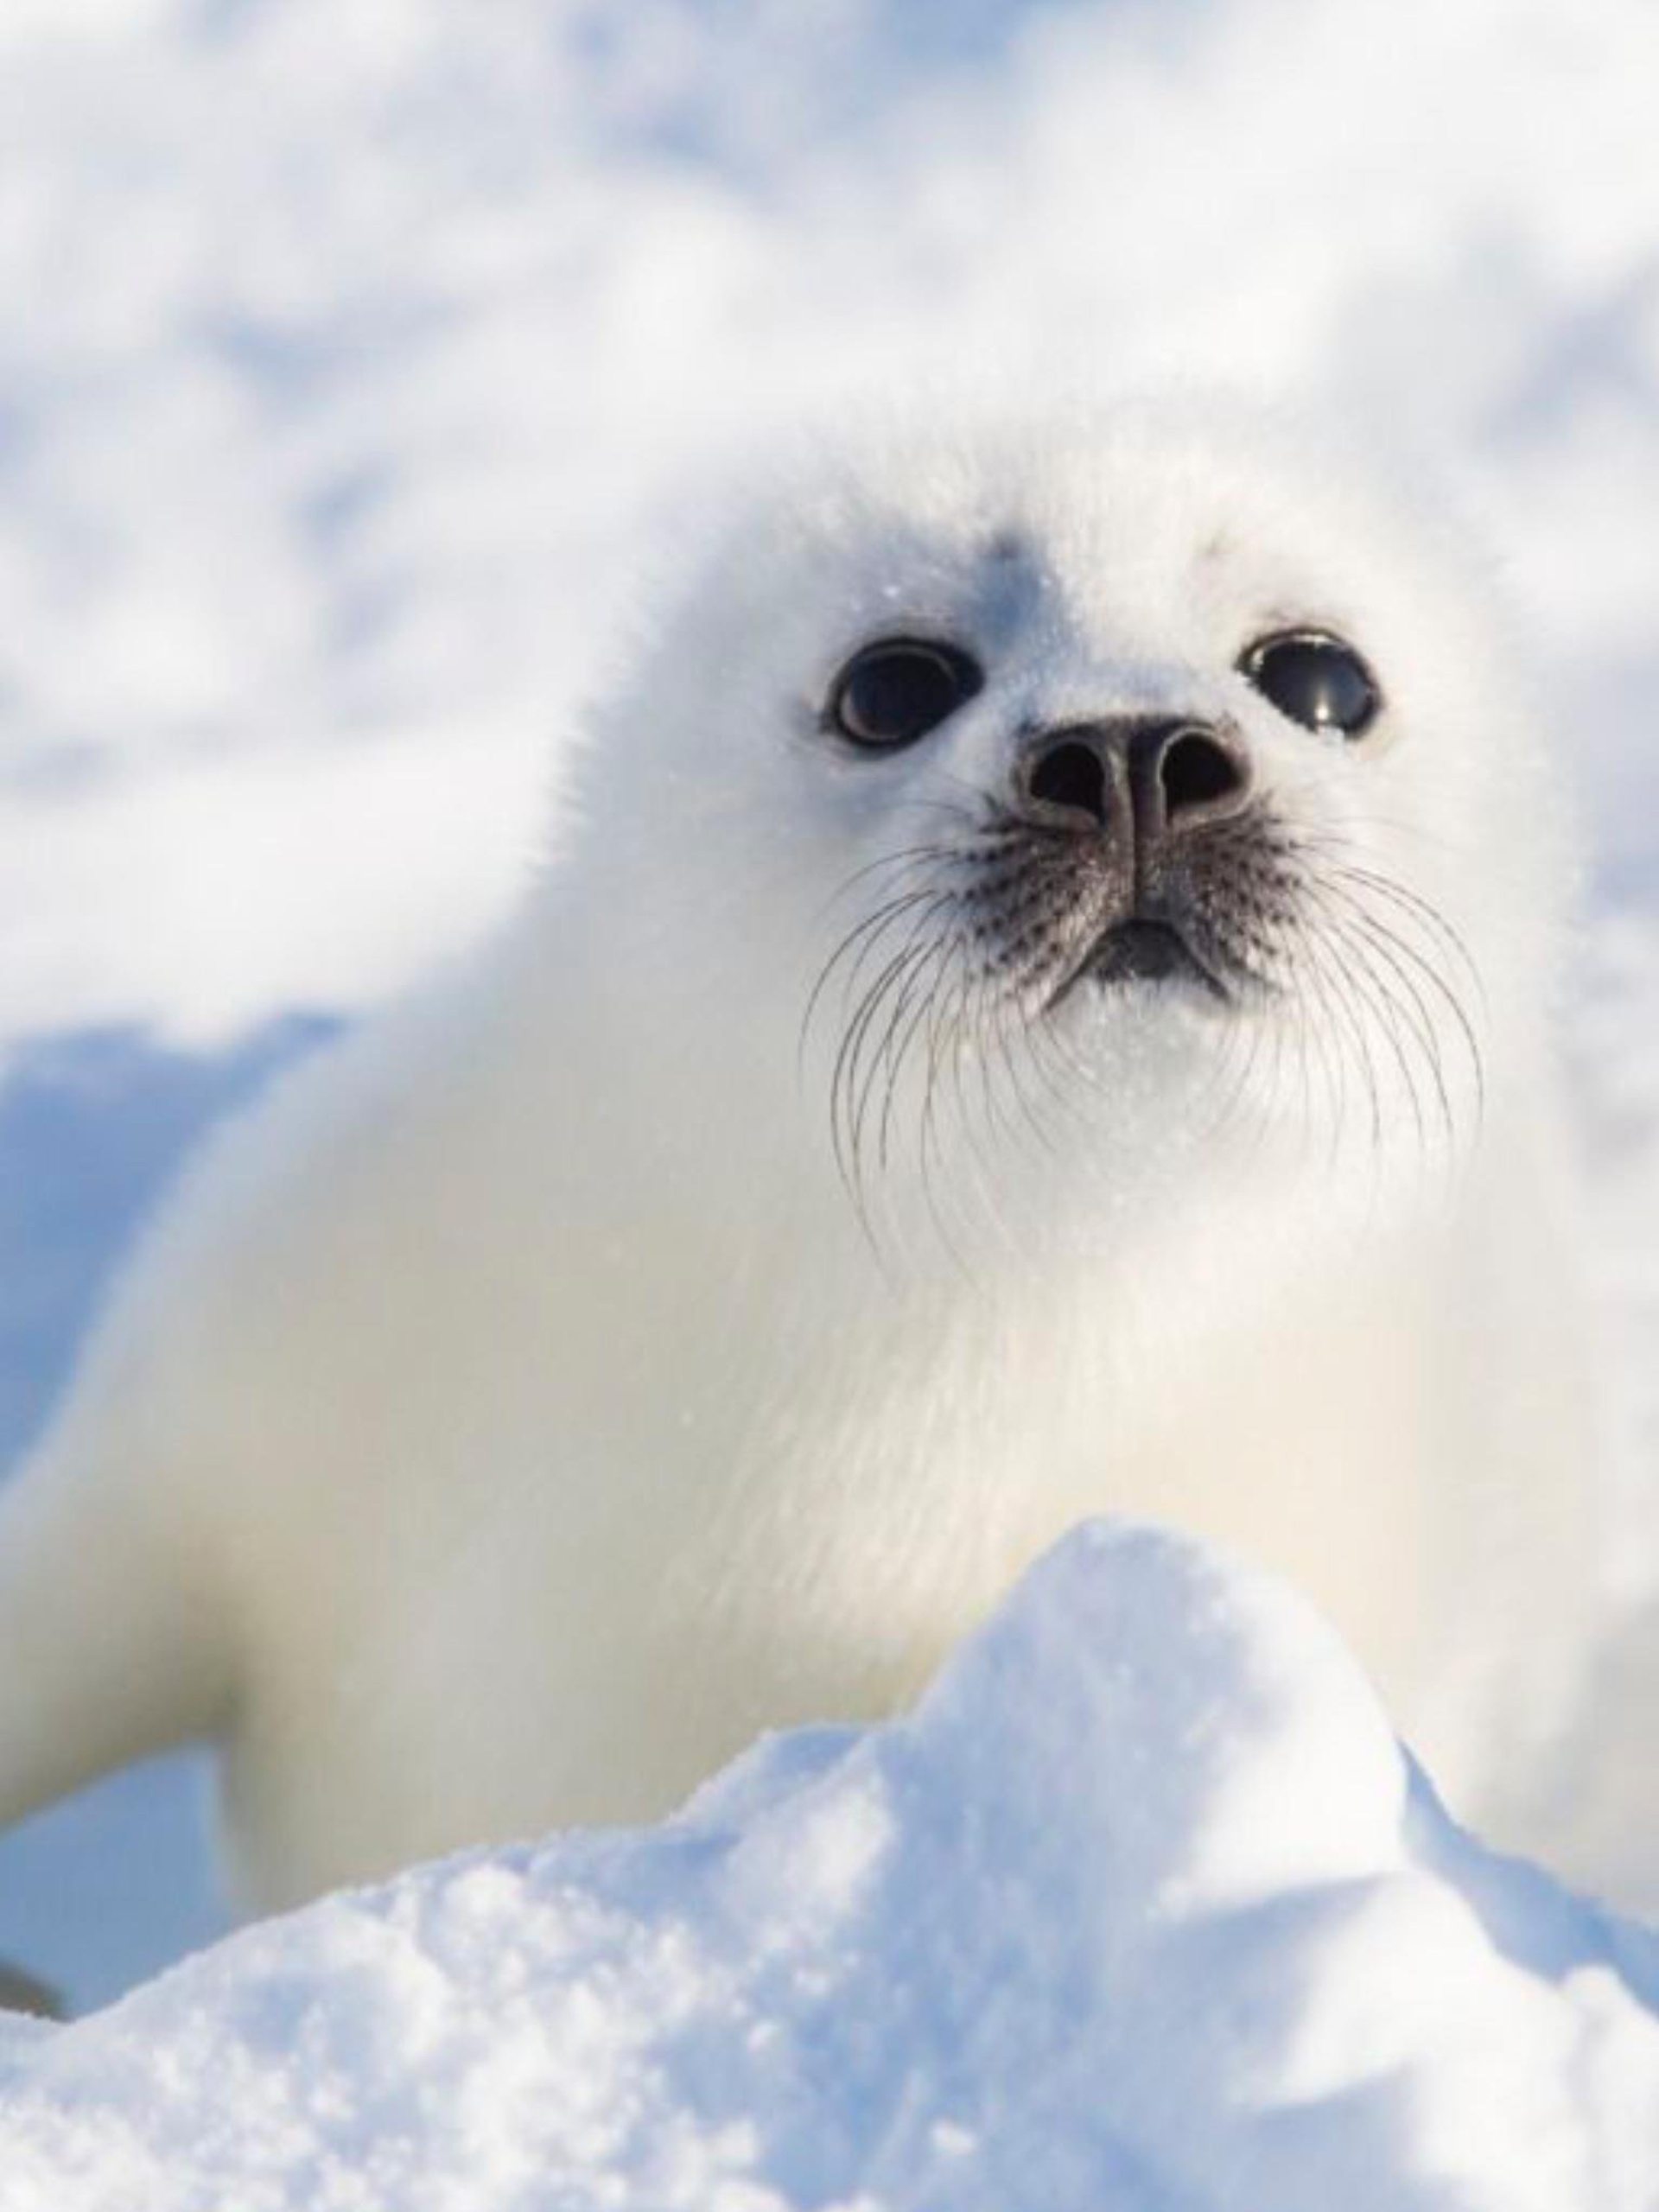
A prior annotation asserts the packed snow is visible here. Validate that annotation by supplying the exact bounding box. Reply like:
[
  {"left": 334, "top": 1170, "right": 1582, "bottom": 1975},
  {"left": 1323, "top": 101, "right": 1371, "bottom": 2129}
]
[{"left": 2, "top": 1522, "right": 1656, "bottom": 2212}]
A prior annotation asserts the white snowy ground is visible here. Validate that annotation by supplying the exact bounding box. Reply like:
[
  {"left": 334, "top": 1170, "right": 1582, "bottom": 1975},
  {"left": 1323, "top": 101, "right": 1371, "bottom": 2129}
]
[
  {"left": 5, "top": 1522, "right": 1659, "bottom": 2212},
  {"left": 2, "top": 0, "right": 1659, "bottom": 2195}
]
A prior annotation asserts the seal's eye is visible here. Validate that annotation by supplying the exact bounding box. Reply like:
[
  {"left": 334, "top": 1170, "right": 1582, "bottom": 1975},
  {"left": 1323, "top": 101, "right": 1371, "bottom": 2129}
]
[
  {"left": 826, "top": 639, "right": 982, "bottom": 751},
  {"left": 1240, "top": 630, "right": 1380, "bottom": 741}
]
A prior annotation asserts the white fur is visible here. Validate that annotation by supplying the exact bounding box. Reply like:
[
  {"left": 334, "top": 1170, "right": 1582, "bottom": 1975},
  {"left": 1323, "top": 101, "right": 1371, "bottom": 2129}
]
[{"left": 0, "top": 395, "right": 1620, "bottom": 1912}]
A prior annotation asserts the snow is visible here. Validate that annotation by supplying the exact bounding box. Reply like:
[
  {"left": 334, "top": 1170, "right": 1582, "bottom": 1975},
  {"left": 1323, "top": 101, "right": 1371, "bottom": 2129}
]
[
  {"left": 2, "top": 1521, "right": 1656, "bottom": 2211},
  {"left": 1, "top": 0, "right": 1658, "bottom": 1046}
]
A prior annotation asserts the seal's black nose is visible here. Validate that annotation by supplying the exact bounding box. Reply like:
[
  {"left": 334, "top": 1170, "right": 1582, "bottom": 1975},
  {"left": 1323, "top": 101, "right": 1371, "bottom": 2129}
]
[{"left": 1018, "top": 718, "right": 1252, "bottom": 840}]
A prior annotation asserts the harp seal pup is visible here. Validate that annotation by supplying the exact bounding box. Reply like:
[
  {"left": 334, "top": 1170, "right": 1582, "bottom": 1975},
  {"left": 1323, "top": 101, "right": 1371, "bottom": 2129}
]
[{"left": 0, "top": 394, "right": 1623, "bottom": 1914}]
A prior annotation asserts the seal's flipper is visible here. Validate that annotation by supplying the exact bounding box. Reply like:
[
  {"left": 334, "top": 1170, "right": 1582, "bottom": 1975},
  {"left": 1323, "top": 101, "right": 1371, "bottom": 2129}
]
[{"left": 0, "top": 1453, "right": 230, "bottom": 1838}]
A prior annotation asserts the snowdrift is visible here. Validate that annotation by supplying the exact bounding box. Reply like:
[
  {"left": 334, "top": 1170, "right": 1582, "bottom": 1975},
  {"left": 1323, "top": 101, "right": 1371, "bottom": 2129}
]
[{"left": 2, "top": 1522, "right": 1657, "bottom": 2211}]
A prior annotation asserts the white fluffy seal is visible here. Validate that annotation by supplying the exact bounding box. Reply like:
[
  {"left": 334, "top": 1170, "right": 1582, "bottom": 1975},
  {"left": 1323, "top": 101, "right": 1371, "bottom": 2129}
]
[{"left": 0, "top": 394, "right": 1622, "bottom": 1914}]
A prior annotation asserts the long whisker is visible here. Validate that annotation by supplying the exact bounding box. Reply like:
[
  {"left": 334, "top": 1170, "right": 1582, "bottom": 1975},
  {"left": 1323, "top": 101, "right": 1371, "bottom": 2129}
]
[
  {"left": 805, "top": 785, "right": 1490, "bottom": 1269},
  {"left": 871, "top": 930, "right": 963, "bottom": 1174},
  {"left": 801, "top": 884, "right": 950, "bottom": 1070},
  {"left": 830, "top": 918, "right": 954, "bottom": 1226},
  {"left": 1296, "top": 840, "right": 1485, "bottom": 1003},
  {"left": 1314, "top": 878, "right": 1484, "bottom": 1137},
  {"left": 1317, "top": 912, "right": 1432, "bottom": 1169},
  {"left": 1305, "top": 893, "right": 1455, "bottom": 1158}
]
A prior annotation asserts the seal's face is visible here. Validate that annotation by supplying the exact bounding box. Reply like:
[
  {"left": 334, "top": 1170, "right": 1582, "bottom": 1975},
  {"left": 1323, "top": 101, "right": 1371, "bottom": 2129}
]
[
  {"left": 817, "top": 626, "right": 1379, "bottom": 1011},
  {"left": 585, "top": 404, "right": 1561, "bottom": 1235}
]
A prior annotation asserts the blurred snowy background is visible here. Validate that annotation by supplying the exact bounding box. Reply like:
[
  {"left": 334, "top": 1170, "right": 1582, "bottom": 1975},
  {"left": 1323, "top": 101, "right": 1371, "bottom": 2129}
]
[{"left": 0, "top": 0, "right": 1657, "bottom": 2013}]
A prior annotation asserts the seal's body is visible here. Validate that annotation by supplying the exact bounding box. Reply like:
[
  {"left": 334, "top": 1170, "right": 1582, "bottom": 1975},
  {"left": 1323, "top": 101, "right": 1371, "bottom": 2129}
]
[{"left": 0, "top": 398, "right": 1615, "bottom": 1910}]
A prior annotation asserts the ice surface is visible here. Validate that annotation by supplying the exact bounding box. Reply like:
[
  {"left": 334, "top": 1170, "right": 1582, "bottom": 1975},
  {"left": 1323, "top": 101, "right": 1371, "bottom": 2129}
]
[{"left": 2, "top": 1522, "right": 1656, "bottom": 2211}]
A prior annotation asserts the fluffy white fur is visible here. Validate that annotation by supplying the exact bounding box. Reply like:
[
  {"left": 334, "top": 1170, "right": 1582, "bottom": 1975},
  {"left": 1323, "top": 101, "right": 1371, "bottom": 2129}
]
[{"left": 0, "top": 395, "right": 1622, "bottom": 1911}]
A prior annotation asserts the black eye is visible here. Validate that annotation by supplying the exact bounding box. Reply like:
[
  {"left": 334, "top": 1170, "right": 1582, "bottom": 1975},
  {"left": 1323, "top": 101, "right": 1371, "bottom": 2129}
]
[
  {"left": 1240, "top": 630, "right": 1381, "bottom": 740},
  {"left": 825, "top": 639, "right": 982, "bottom": 751}
]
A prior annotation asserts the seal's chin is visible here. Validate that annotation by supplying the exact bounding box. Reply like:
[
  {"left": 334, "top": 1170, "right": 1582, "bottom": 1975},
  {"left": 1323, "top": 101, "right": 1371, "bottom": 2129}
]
[{"left": 1056, "top": 918, "right": 1232, "bottom": 1009}]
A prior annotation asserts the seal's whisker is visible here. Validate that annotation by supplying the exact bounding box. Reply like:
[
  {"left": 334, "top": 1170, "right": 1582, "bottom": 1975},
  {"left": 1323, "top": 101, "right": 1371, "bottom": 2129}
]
[
  {"left": 1279, "top": 957, "right": 1319, "bottom": 1168},
  {"left": 1312, "top": 851, "right": 1485, "bottom": 1005},
  {"left": 1293, "top": 934, "right": 1351, "bottom": 1173},
  {"left": 1298, "top": 922, "right": 1385, "bottom": 1160},
  {"left": 922, "top": 955, "right": 1010, "bottom": 1250},
  {"left": 1314, "top": 879, "right": 1484, "bottom": 1135},
  {"left": 849, "top": 933, "right": 959, "bottom": 1197},
  {"left": 1308, "top": 896, "right": 1457, "bottom": 1164},
  {"left": 905, "top": 946, "right": 983, "bottom": 1274},
  {"left": 873, "top": 931, "right": 963, "bottom": 1174},
  {"left": 803, "top": 887, "right": 934, "bottom": 1057},
  {"left": 832, "top": 930, "right": 944, "bottom": 1222},
  {"left": 851, "top": 906, "right": 976, "bottom": 1223},
  {"left": 1316, "top": 910, "right": 1432, "bottom": 1168},
  {"left": 806, "top": 772, "right": 1490, "bottom": 1263},
  {"left": 804, "top": 885, "right": 953, "bottom": 1073}
]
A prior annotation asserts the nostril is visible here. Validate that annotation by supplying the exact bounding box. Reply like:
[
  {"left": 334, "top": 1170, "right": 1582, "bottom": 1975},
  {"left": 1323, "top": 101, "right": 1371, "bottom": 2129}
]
[
  {"left": 1160, "top": 730, "right": 1246, "bottom": 819},
  {"left": 1027, "top": 740, "right": 1109, "bottom": 825}
]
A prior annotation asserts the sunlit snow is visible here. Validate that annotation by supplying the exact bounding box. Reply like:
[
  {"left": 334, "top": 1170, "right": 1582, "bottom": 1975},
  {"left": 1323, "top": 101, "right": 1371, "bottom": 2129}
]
[{"left": 6, "top": 1524, "right": 1658, "bottom": 2211}]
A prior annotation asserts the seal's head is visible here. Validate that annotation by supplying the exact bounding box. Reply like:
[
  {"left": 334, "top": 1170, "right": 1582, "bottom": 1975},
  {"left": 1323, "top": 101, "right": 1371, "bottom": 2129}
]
[{"left": 573, "top": 397, "right": 1565, "bottom": 1253}]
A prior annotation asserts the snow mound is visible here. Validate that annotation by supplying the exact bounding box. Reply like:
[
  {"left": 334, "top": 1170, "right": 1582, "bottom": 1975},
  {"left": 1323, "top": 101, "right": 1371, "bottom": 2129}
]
[{"left": 3, "top": 1522, "right": 1658, "bottom": 2211}]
